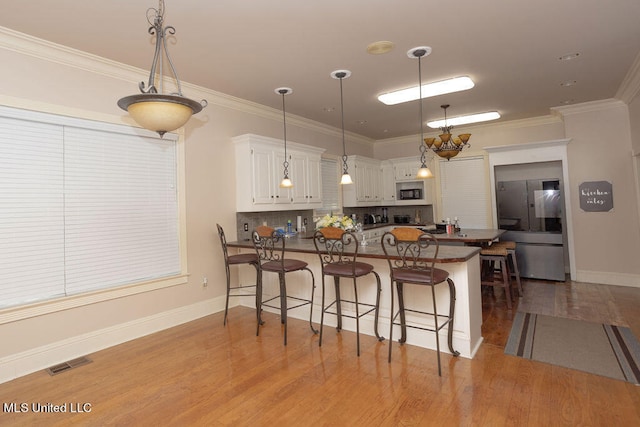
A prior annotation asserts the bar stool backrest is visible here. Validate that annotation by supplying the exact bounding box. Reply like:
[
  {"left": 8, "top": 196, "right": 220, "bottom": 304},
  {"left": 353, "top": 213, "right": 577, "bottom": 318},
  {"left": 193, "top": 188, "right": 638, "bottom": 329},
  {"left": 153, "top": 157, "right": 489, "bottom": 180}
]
[
  {"left": 381, "top": 227, "right": 439, "bottom": 274},
  {"left": 217, "top": 223, "right": 231, "bottom": 263},
  {"left": 252, "top": 225, "right": 285, "bottom": 265},
  {"left": 313, "top": 227, "right": 359, "bottom": 274}
]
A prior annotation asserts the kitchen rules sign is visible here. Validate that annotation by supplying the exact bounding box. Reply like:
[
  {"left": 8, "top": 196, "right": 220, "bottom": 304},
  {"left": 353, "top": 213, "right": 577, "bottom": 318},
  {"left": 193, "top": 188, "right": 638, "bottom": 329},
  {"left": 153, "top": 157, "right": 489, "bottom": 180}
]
[{"left": 579, "top": 181, "right": 613, "bottom": 212}]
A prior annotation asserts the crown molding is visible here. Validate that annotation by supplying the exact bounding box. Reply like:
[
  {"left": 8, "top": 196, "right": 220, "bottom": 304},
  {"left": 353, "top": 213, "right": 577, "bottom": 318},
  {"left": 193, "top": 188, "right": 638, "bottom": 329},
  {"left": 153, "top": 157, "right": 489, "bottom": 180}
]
[
  {"left": 0, "top": 26, "right": 374, "bottom": 146},
  {"left": 550, "top": 98, "right": 626, "bottom": 117},
  {"left": 616, "top": 51, "right": 640, "bottom": 104}
]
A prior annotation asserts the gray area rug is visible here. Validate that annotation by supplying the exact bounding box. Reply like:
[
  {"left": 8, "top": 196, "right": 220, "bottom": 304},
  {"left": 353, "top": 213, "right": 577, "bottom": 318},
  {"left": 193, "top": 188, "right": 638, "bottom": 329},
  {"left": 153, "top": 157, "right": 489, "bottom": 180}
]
[{"left": 505, "top": 311, "right": 640, "bottom": 384}]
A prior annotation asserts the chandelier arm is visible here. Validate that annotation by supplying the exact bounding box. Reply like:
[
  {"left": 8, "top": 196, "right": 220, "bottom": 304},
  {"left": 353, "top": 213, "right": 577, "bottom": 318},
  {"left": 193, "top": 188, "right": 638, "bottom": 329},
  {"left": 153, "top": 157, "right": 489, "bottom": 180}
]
[{"left": 161, "top": 26, "right": 184, "bottom": 96}]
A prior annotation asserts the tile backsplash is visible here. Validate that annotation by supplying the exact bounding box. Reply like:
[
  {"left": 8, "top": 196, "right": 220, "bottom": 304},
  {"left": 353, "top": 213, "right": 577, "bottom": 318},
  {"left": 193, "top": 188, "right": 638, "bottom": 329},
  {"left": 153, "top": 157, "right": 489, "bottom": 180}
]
[
  {"left": 235, "top": 204, "right": 433, "bottom": 241},
  {"left": 236, "top": 210, "right": 314, "bottom": 241}
]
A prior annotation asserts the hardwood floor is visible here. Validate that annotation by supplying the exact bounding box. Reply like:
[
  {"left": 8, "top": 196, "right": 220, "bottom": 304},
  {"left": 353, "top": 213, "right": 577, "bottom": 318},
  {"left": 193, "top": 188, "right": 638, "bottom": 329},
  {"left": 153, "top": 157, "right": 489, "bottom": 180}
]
[{"left": 1, "top": 279, "right": 640, "bottom": 426}]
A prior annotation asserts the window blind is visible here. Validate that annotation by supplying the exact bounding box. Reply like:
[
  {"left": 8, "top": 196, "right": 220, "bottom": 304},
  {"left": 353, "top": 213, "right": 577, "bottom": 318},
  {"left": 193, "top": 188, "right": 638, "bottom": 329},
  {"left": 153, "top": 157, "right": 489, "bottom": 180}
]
[
  {"left": 439, "top": 156, "right": 489, "bottom": 228},
  {"left": 64, "top": 126, "right": 180, "bottom": 295},
  {"left": 318, "top": 158, "right": 339, "bottom": 215},
  {"left": 0, "top": 116, "right": 66, "bottom": 307},
  {"left": 0, "top": 107, "right": 180, "bottom": 309}
]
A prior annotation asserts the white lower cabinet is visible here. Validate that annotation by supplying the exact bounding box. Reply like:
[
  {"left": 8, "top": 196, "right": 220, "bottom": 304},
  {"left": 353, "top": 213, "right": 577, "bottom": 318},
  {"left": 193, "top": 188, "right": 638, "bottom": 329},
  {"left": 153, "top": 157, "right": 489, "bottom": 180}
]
[{"left": 233, "top": 134, "right": 325, "bottom": 212}]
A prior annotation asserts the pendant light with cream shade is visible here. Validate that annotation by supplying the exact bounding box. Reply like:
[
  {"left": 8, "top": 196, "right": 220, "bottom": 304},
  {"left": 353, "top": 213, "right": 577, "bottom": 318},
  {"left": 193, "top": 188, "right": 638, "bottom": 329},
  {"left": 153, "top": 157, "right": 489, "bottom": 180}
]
[
  {"left": 276, "top": 87, "right": 294, "bottom": 188},
  {"left": 117, "top": 0, "right": 207, "bottom": 137},
  {"left": 331, "top": 69, "right": 353, "bottom": 185},
  {"left": 408, "top": 46, "right": 434, "bottom": 179}
]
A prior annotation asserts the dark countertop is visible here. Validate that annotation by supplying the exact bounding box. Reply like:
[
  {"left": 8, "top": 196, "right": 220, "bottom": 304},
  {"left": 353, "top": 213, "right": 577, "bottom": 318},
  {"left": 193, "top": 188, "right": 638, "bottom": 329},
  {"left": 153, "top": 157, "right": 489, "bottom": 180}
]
[{"left": 227, "top": 235, "right": 482, "bottom": 264}]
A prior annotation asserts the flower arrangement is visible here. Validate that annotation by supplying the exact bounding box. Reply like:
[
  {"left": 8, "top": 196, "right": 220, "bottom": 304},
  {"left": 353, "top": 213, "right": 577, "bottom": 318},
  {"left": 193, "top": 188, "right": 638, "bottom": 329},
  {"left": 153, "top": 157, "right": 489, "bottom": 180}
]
[{"left": 315, "top": 214, "right": 355, "bottom": 231}]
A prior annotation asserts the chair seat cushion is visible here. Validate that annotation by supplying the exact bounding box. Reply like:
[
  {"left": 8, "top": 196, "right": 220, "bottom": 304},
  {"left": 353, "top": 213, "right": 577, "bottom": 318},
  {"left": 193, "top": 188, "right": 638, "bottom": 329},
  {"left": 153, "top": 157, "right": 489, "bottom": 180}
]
[
  {"left": 324, "top": 261, "right": 374, "bottom": 277},
  {"left": 262, "top": 258, "right": 308, "bottom": 273},
  {"left": 392, "top": 267, "right": 449, "bottom": 285},
  {"left": 227, "top": 253, "right": 259, "bottom": 265}
]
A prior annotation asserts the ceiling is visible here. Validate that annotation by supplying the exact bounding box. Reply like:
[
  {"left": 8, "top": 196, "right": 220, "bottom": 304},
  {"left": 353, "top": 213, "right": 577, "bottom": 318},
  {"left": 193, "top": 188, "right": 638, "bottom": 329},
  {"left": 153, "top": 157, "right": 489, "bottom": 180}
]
[{"left": 2, "top": 0, "right": 640, "bottom": 140}]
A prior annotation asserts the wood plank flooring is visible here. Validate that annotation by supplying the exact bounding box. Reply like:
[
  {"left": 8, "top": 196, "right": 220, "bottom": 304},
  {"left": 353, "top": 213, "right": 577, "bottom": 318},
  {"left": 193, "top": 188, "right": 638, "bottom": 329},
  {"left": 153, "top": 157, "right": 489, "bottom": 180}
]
[{"left": 1, "top": 279, "right": 640, "bottom": 426}]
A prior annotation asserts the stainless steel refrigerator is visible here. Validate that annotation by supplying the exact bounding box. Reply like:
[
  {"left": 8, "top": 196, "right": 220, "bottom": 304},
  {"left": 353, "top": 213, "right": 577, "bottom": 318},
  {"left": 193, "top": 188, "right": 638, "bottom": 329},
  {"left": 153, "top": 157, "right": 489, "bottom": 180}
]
[{"left": 496, "top": 179, "right": 565, "bottom": 281}]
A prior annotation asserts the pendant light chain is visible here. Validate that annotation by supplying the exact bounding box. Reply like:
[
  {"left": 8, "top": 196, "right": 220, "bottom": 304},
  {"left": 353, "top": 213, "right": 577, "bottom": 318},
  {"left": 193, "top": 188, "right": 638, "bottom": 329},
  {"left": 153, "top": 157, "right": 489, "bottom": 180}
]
[
  {"left": 418, "top": 52, "right": 428, "bottom": 169},
  {"left": 280, "top": 89, "right": 290, "bottom": 181},
  {"left": 339, "top": 75, "right": 348, "bottom": 174}
]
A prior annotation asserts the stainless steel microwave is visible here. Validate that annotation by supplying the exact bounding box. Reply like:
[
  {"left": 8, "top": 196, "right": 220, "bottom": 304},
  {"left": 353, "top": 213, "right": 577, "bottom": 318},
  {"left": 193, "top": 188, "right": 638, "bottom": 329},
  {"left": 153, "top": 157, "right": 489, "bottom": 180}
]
[{"left": 399, "top": 188, "right": 422, "bottom": 200}]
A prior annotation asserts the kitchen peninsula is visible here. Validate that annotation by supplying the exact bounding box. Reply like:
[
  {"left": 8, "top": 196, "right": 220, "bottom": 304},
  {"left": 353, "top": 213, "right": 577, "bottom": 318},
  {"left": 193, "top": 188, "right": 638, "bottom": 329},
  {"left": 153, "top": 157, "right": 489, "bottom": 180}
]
[{"left": 226, "top": 229, "right": 502, "bottom": 359}]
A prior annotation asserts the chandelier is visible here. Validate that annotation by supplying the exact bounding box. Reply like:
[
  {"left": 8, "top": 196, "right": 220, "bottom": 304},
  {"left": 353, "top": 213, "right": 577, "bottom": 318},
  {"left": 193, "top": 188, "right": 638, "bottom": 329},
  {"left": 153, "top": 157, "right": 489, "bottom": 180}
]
[
  {"left": 424, "top": 104, "right": 471, "bottom": 160},
  {"left": 117, "top": 0, "right": 206, "bottom": 137}
]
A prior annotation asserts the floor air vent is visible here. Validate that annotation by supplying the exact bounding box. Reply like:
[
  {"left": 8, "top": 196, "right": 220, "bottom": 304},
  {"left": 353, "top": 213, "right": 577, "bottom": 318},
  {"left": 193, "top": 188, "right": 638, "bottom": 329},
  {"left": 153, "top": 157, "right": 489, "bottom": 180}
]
[{"left": 46, "top": 356, "right": 92, "bottom": 376}]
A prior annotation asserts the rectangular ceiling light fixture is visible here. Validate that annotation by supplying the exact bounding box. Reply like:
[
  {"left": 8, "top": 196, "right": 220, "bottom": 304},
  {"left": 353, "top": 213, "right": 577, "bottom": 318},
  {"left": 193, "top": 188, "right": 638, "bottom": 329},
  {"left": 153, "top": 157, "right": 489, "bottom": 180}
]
[
  {"left": 427, "top": 111, "right": 501, "bottom": 128},
  {"left": 377, "top": 76, "right": 474, "bottom": 105}
]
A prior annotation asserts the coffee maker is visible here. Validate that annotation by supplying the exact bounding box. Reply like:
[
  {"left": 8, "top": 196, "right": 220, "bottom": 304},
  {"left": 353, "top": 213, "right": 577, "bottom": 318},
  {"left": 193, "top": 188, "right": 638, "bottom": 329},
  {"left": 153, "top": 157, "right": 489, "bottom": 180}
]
[{"left": 381, "top": 207, "right": 389, "bottom": 223}]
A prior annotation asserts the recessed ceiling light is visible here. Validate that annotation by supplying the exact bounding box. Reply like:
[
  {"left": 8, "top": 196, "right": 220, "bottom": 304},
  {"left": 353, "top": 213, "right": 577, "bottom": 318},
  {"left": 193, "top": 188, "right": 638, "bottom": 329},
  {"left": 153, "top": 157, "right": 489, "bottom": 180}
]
[
  {"left": 378, "top": 76, "right": 475, "bottom": 105},
  {"left": 357, "top": 120, "right": 367, "bottom": 125},
  {"left": 559, "top": 53, "right": 580, "bottom": 61},
  {"left": 366, "top": 41, "right": 395, "bottom": 55},
  {"left": 323, "top": 107, "right": 335, "bottom": 112},
  {"left": 560, "top": 80, "right": 577, "bottom": 87},
  {"left": 560, "top": 99, "right": 575, "bottom": 105},
  {"left": 427, "top": 111, "right": 500, "bottom": 128}
]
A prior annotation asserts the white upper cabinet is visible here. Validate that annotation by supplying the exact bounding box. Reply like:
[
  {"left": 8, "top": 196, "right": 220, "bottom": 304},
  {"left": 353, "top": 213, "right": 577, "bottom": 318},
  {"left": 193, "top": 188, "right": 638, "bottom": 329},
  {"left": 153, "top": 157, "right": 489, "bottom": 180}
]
[
  {"left": 343, "top": 156, "right": 383, "bottom": 207},
  {"left": 233, "top": 134, "right": 325, "bottom": 212}
]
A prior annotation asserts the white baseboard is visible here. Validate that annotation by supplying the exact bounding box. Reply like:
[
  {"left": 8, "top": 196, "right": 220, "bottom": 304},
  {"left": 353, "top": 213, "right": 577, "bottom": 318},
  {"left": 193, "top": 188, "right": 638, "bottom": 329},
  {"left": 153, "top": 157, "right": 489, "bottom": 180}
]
[
  {"left": 575, "top": 270, "right": 640, "bottom": 288},
  {"left": 0, "top": 296, "right": 227, "bottom": 385}
]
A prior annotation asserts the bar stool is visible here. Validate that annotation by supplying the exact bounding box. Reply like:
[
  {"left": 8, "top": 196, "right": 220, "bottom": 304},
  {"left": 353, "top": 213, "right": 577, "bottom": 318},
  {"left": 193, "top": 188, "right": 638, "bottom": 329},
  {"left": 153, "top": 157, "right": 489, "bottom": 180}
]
[
  {"left": 492, "top": 240, "right": 523, "bottom": 296},
  {"left": 252, "top": 226, "right": 318, "bottom": 345},
  {"left": 216, "top": 224, "right": 261, "bottom": 330},
  {"left": 313, "top": 226, "right": 384, "bottom": 356},
  {"left": 480, "top": 245, "right": 513, "bottom": 309},
  {"left": 382, "top": 227, "right": 459, "bottom": 376}
]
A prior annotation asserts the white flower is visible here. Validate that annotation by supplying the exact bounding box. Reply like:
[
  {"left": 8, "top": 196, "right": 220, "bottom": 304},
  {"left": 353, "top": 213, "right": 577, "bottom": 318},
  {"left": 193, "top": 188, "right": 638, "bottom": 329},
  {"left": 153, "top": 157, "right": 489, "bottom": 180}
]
[{"left": 315, "top": 214, "right": 354, "bottom": 230}]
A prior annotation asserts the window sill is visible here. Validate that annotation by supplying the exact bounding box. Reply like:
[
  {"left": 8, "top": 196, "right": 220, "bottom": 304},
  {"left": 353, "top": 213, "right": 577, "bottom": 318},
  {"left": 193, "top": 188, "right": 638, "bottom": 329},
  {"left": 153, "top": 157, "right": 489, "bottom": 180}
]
[{"left": 0, "top": 274, "right": 189, "bottom": 325}]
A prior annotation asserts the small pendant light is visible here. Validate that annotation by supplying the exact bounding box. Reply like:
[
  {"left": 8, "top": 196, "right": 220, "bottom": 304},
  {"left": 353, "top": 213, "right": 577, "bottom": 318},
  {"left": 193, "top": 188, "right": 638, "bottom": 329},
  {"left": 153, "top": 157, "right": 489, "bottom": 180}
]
[
  {"left": 408, "top": 46, "right": 434, "bottom": 179},
  {"left": 276, "top": 87, "right": 294, "bottom": 188},
  {"left": 331, "top": 70, "right": 353, "bottom": 185}
]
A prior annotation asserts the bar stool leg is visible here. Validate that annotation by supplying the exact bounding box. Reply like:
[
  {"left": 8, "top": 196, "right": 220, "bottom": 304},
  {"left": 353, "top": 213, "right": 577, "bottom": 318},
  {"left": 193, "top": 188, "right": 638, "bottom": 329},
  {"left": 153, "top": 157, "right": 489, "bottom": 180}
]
[
  {"left": 373, "top": 271, "right": 383, "bottom": 341},
  {"left": 397, "top": 282, "right": 407, "bottom": 344},
  {"left": 501, "top": 258, "right": 512, "bottom": 309},
  {"left": 508, "top": 249, "right": 523, "bottom": 297},
  {"left": 334, "top": 277, "right": 342, "bottom": 331},
  {"left": 446, "top": 278, "right": 460, "bottom": 356}
]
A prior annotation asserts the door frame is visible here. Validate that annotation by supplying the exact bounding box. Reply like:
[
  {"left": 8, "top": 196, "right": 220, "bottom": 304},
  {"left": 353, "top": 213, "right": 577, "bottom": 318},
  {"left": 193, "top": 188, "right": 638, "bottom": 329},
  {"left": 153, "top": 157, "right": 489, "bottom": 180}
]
[{"left": 485, "top": 138, "right": 575, "bottom": 280}]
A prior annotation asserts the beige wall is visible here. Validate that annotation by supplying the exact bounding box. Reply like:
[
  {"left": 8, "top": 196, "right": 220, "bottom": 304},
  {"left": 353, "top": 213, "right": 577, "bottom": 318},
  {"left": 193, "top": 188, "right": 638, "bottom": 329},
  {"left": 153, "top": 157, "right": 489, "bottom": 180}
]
[
  {"left": 0, "top": 31, "right": 372, "bottom": 370},
  {"left": 1, "top": 29, "right": 640, "bottom": 381},
  {"left": 558, "top": 101, "right": 640, "bottom": 279}
]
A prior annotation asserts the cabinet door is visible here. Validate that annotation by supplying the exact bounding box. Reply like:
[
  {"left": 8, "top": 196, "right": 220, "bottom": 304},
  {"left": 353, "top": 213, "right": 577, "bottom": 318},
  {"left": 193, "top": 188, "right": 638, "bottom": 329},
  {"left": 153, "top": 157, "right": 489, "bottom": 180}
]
[
  {"left": 355, "top": 163, "right": 368, "bottom": 201},
  {"left": 367, "top": 165, "right": 381, "bottom": 201},
  {"left": 395, "top": 162, "right": 418, "bottom": 181},
  {"left": 290, "top": 153, "right": 307, "bottom": 204},
  {"left": 273, "top": 152, "right": 292, "bottom": 204},
  {"left": 251, "top": 146, "right": 274, "bottom": 205},
  {"left": 306, "top": 155, "right": 322, "bottom": 204},
  {"left": 382, "top": 163, "right": 396, "bottom": 203}
]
